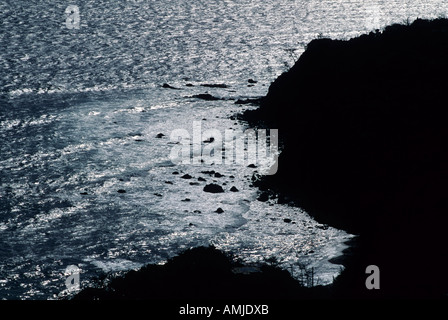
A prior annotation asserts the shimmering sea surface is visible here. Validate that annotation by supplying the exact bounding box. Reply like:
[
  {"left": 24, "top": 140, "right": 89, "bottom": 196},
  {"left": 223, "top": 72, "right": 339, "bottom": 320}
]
[{"left": 0, "top": 0, "right": 446, "bottom": 299}]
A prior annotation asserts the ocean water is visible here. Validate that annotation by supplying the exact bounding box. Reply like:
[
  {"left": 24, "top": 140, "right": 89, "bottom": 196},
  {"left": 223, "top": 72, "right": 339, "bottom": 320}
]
[{"left": 0, "top": 0, "right": 446, "bottom": 299}]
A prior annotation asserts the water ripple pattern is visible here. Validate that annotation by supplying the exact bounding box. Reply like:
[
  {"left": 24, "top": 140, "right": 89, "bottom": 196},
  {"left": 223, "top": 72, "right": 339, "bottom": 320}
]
[{"left": 0, "top": 0, "right": 446, "bottom": 299}]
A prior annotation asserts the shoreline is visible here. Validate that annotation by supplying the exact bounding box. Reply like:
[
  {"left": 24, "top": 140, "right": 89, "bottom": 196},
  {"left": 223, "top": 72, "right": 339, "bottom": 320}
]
[
  {"left": 71, "top": 17, "right": 448, "bottom": 300},
  {"left": 69, "top": 236, "right": 359, "bottom": 300}
]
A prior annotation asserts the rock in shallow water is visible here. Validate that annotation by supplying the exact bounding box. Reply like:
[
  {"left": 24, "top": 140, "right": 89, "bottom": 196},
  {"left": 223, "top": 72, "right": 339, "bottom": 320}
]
[
  {"left": 162, "top": 83, "right": 180, "bottom": 90},
  {"left": 203, "top": 183, "right": 224, "bottom": 193},
  {"left": 191, "top": 93, "right": 223, "bottom": 101}
]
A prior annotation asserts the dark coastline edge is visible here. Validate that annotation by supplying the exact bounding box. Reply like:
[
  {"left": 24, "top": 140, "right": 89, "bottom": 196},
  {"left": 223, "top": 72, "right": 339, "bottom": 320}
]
[{"left": 240, "top": 18, "right": 448, "bottom": 299}]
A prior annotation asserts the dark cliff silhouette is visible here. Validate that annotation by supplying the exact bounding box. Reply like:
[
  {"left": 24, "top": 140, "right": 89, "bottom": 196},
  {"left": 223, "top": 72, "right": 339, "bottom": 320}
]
[{"left": 243, "top": 18, "right": 448, "bottom": 298}]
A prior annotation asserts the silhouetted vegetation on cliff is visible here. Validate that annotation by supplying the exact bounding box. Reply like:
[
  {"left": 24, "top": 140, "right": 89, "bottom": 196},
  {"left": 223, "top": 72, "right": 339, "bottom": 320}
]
[{"left": 243, "top": 18, "right": 448, "bottom": 298}]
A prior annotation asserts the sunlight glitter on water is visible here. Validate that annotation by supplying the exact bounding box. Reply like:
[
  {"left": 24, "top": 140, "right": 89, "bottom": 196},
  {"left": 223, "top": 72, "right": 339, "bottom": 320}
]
[{"left": 1, "top": 0, "right": 447, "bottom": 299}]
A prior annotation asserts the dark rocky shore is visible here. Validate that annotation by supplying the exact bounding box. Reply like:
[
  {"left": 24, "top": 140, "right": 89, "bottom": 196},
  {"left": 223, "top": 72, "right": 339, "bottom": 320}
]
[
  {"left": 72, "top": 246, "right": 328, "bottom": 300},
  {"left": 243, "top": 18, "right": 448, "bottom": 298},
  {"left": 72, "top": 18, "right": 448, "bottom": 300}
]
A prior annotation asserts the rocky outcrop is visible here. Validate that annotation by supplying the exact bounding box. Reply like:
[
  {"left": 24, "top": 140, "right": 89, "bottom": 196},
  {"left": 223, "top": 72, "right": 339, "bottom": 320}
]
[
  {"left": 243, "top": 18, "right": 448, "bottom": 298},
  {"left": 72, "top": 246, "right": 318, "bottom": 300}
]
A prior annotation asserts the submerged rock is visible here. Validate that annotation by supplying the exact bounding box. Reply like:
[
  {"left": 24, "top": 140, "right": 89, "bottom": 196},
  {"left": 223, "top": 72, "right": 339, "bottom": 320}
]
[{"left": 200, "top": 83, "right": 229, "bottom": 88}]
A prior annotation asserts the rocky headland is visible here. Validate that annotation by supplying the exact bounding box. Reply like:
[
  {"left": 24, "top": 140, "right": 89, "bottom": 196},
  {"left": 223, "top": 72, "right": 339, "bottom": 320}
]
[{"left": 243, "top": 18, "right": 448, "bottom": 298}]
